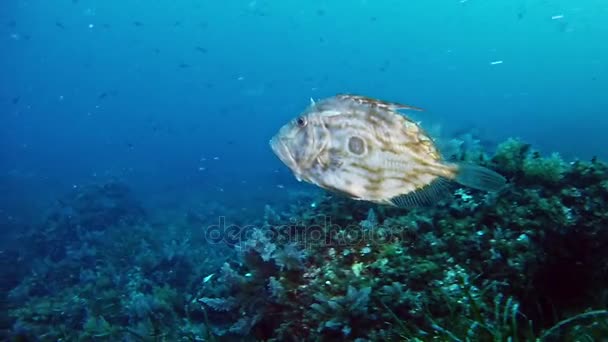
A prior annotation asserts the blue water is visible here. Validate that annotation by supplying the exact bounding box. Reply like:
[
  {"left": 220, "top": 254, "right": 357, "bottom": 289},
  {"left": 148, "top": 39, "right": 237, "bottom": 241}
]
[
  {"left": 3, "top": 1, "right": 607, "bottom": 216},
  {"left": 1, "top": 0, "right": 608, "bottom": 339}
]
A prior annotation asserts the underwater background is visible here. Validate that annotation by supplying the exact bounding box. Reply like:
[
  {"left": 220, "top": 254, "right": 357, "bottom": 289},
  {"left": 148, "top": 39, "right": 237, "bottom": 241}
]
[{"left": 2, "top": 0, "right": 608, "bottom": 340}]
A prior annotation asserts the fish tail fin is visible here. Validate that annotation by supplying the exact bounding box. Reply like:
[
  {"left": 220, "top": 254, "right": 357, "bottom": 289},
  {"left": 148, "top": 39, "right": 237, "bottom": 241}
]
[{"left": 453, "top": 163, "right": 506, "bottom": 192}]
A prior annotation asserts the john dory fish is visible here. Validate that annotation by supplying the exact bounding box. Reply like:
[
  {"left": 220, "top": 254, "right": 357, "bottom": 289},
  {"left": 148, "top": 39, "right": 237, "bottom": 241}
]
[{"left": 270, "top": 95, "right": 506, "bottom": 207}]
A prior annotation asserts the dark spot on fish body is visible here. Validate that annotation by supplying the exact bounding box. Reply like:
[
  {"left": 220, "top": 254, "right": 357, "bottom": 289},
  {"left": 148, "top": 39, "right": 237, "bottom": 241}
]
[
  {"left": 133, "top": 21, "right": 143, "bottom": 27},
  {"left": 348, "top": 136, "right": 366, "bottom": 155},
  {"left": 316, "top": 9, "right": 326, "bottom": 16},
  {"left": 11, "top": 96, "right": 20, "bottom": 105}
]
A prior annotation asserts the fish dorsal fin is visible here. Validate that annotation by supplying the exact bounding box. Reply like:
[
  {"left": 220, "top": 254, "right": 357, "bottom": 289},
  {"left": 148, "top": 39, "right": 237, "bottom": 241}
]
[
  {"left": 389, "top": 178, "right": 452, "bottom": 208},
  {"left": 336, "top": 94, "right": 424, "bottom": 112}
]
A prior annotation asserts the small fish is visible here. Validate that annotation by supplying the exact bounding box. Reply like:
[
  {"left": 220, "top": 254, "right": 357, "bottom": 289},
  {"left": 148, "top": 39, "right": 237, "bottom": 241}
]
[{"left": 269, "top": 94, "right": 506, "bottom": 207}]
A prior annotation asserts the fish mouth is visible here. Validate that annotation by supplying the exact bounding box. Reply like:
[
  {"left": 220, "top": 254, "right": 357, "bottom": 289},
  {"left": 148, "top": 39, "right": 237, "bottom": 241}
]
[{"left": 270, "top": 136, "right": 298, "bottom": 172}]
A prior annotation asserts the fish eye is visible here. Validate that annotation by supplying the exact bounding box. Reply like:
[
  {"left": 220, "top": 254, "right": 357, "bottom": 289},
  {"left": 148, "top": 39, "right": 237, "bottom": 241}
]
[{"left": 296, "top": 117, "right": 307, "bottom": 128}]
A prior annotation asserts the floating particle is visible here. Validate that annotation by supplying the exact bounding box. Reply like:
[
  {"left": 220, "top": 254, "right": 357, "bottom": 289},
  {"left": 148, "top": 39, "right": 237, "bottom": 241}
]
[
  {"left": 551, "top": 15, "right": 564, "bottom": 20},
  {"left": 490, "top": 60, "right": 504, "bottom": 65}
]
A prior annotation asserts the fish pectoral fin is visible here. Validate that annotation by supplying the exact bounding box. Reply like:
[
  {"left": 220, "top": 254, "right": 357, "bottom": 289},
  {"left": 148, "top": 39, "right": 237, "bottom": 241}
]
[{"left": 389, "top": 178, "right": 452, "bottom": 208}]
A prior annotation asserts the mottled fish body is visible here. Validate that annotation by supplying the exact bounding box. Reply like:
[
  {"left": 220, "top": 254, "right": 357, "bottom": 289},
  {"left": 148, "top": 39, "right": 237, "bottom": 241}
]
[{"left": 270, "top": 94, "right": 505, "bottom": 207}]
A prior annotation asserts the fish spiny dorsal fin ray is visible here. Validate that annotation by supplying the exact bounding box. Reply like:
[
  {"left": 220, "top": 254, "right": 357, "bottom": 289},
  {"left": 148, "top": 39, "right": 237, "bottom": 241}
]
[
  {"left": 453, "top": 163, "right": 506, "bottom": 192},
  {"left": 389, "top": 178, "right": 452, "bottom": 208},
  {"left": 335, "top": 94, "right": 424, "bottom": 112}
]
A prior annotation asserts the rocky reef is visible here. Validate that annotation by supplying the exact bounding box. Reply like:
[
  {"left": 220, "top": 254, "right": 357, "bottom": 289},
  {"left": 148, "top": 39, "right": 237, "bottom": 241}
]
[{"left": 2, "top": 138, "right": 608, "bottom": 341}]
